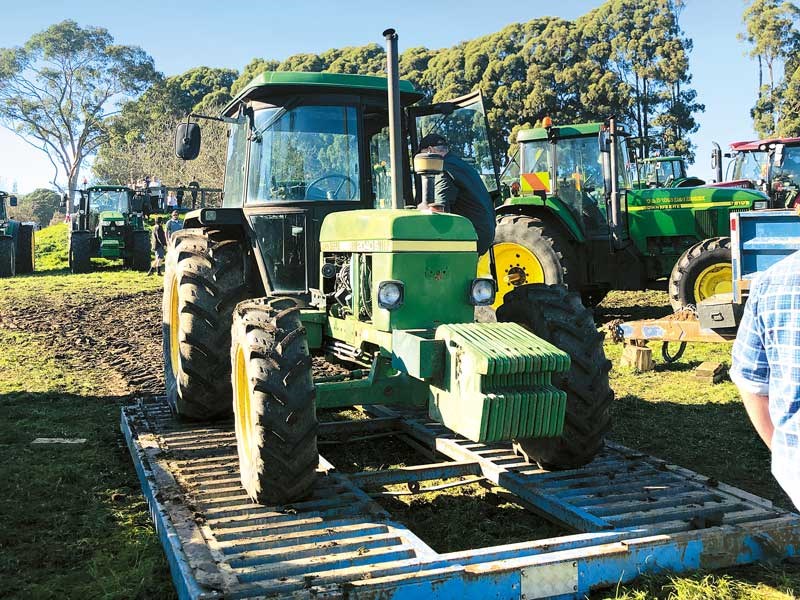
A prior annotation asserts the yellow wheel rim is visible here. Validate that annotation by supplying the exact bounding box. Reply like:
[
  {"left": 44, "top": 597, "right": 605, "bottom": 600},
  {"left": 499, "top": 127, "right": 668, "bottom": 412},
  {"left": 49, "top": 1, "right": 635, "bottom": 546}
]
[
  {"left": 478, "top": 242, "right": 545, "bottom": 309},
  {"left": 693, "top": 262, "right": 733, "bottom": 302},
  {"left": 169, "top": 277, "right": 180, "bottom": 380},
  {"left": 234, "top": 346, "right": 251, "bottom": 453}
]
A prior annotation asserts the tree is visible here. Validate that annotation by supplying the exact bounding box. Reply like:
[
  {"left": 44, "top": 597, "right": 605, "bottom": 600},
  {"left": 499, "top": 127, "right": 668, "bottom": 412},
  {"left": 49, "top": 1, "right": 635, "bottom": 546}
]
[
  {"left": 581, "top": 0, "right": 702, "bottom": 160},
  {"left": 10, "top": 188, "right": 61, "bottom": 224},
  {"left": 0, "top": 20, "right": 158, "bottom": 204},
  {"left": 94, "top": 66, "right": 237, "bottom": 188},
  {"left": 740, "top": 0, "right": 800, "bottom": 136}
]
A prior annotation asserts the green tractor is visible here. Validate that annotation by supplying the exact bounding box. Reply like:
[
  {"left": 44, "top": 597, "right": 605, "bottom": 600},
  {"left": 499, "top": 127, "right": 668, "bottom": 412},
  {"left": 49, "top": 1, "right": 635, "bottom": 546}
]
[
  {"left": 164, "top": 30, "right": 613, "bottom": 505},
  {"left": 67, "top": 185, "right": 150, "bottom": 273},
  {"left": 0, "top": 191, "right": 35, "bottom": 277},
  {"left": 631, "top": 155, "right": 704, "bottom": 189},
  {"left": 489, "top": 121, "right": 769, "bottom": 309}
]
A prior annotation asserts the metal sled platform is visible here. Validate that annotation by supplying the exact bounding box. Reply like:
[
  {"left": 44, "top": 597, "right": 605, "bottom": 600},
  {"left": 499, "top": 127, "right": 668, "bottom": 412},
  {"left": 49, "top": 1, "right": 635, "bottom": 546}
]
[{"left": 122, "top": 396, "right": 800, "bottom": 599}]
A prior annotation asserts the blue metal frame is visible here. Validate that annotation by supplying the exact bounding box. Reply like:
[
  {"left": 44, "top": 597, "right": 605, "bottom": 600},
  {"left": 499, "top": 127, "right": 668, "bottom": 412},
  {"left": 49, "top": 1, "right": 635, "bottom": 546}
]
[{"left": 122, "top": 398, "right": 800, "bottom": 599}]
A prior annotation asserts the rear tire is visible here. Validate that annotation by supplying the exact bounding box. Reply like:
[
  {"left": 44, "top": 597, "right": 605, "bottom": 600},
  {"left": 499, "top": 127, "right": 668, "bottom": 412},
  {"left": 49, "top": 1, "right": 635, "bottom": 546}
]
[
  {"left": 0, "top": 236, "right": 15, "bottom": 277},
  {"left": 68, "top": 231, "right": 92, "bottom": 274},
  {"left": 232, "top": 297, "right": 318, "bottom": 504},
  {"left": 16, "top": 225, "right": 35, "bottom": 274},
  {"left": 495, "top": 284, "right": 613, "bottom": 469},
  {"left": 163, "top": 228, "right": 251, "bottom": 420},
  {"left": 668, "top": 237, "right": 731, "bottom": 311}
]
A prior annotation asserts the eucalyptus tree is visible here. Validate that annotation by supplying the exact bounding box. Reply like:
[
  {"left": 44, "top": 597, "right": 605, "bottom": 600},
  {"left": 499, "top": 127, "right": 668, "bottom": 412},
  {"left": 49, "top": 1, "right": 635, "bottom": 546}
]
[{"left": 0, "top": 20, "right": 157, "bottom": 203}]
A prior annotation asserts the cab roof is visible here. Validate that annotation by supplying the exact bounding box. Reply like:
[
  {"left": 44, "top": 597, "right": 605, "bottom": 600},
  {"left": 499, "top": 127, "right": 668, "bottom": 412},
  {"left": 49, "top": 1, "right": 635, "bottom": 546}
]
[
  {"left": 88, "top": 185, "right": 132, "bottom": 192},
  {"left": 731, "top": 137, "right": 800, "bottom": 152},
  {"left": 516, "top": 122, "right": 628, "bottom": 142},
  {"left": 641, "top": 156, "right": 684, "bottom": 163},
  {"left": 223, "top": 71, "right": 424, "bottom": 116}
]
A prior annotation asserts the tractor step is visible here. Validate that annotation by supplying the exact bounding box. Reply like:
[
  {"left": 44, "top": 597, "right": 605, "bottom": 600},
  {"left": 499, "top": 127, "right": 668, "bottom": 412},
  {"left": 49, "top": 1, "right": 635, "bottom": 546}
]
[{"left": 122, "top": 397, "right": 800, "bottom": 600}]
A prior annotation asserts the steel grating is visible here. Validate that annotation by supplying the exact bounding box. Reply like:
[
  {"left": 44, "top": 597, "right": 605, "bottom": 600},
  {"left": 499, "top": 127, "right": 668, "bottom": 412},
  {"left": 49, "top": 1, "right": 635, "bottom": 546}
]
[{"left": 122, "top": 397, "right": 800, "bottom": 599}]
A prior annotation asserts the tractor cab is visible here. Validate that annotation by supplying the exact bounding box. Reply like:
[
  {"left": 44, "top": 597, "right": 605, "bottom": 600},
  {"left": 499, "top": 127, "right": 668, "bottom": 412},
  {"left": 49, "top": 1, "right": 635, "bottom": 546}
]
[
  {"left": 0, "top": 191, "right": 34, "bottom": 277},
  {"left": 181, "top": 72, "right": 498, "bottom": 301},
  {"left": 0, "top": 191, "right": 14, "bottom": 224},
  {"left": 768, "top": 140, "right": 800, "bottom": 208},
  {"left": 509, "top": 121, "right": 631, "bottom": 242},
  {"left": 632, "top": 156, "right": 696, "bottom": 189},
  {"left": 0, "top": 191, "right": 19, "bottom": 232}
]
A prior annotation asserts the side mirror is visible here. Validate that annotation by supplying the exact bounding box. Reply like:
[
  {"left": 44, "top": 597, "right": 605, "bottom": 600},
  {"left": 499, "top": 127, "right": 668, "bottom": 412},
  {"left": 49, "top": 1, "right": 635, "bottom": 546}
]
[
  {"left": 176, "top": 122, "right": 201, "bottom": 160},
  {"left": 9, "top": 195, "right": 17, "bottom": 207},
  {"left": 598, "top": 128, "right": 611, "bottom": 154},
  {"left": 60, "top": 194, "right": 68, "bottom": 209}
]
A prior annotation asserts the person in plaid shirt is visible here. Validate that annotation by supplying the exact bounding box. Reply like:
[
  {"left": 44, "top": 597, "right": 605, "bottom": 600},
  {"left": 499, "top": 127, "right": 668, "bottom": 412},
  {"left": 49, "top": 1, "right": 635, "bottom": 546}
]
[{"left": 731, "top": 250, "right": 800, "bottom": 509}]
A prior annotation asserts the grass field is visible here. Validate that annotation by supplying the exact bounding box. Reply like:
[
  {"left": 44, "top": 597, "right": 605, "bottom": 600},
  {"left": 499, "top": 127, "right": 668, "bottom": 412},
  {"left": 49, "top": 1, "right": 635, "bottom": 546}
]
[{"left": 0, "top": 225, "right": 798, "bottom": 598}]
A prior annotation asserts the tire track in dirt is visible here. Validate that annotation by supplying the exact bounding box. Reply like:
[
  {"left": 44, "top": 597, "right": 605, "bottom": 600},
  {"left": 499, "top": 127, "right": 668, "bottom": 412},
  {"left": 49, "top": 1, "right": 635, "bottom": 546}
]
[{"left": 1, "top": 289, "right": 164, "bottom": 396}]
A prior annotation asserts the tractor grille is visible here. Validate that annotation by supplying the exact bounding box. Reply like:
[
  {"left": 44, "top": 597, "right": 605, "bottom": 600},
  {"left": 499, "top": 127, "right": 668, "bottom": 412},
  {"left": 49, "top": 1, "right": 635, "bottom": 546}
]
[{"left": 694, "top": 209, "right": 719, "bottom": 239}]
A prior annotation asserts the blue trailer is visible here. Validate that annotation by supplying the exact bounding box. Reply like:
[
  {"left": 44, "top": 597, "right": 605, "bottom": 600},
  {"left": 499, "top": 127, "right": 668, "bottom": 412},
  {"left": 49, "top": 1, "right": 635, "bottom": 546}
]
[
  {"left": 122, "top": 396, "right": 800, "bottom": 599},
  {"left": 618, "top": 209, "right": 800, "bottom": 350}
]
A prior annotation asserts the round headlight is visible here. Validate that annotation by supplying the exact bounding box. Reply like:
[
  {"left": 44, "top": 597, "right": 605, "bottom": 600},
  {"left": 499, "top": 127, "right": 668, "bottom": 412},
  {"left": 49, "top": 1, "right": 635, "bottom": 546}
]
[
  {"left": 377, "top": 280, "right": 404, "bottom": 310},
  {"left": 470, "top": 278, "right": 496, "bottom": 306}
]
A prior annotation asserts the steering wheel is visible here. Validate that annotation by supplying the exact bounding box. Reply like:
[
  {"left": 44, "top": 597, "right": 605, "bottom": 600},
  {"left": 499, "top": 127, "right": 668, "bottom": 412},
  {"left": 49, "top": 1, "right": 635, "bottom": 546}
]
[{"left": 306, "top": 173, "right": 357, "bottom": 200}]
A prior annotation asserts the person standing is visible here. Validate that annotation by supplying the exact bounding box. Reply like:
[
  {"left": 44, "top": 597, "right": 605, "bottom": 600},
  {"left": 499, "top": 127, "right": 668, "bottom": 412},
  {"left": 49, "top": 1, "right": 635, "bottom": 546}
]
[
  {"left": 730, "top": 249, "right": 800, "bottom": 509},
  {"left": 149, "top": 176, "right": 163, "bottom": 212},
  {"left": 176, "top": 184, "right": 185, "bottom": 209},
  {"left": 148, "top": 216, "right": 167, "bottom": 276},
  {"left": 165, "top": 210, "right": 182, "bottom": 242},
  {"left": 418, "top": 134, "right": 495, "bottom": 255},
  {"left": 188, "top": 179, "right": 200, "bottom": 209},
  {"left": 166, "top": 190, "right": 179, "bottom": 211}
]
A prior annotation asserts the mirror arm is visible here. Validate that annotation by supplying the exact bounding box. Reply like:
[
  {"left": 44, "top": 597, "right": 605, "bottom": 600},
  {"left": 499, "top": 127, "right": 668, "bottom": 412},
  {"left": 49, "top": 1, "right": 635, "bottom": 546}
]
[{"left": 189, "top": 112, "right": 240, "bottom": 124}]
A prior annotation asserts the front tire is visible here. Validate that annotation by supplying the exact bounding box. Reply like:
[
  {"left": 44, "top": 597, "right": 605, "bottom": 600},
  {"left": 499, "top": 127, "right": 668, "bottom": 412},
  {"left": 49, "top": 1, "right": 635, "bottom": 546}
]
[
  {"left": 495, "top": 284, "right": 613, "bottom": 469},
  {"left": 668, "top": 237, "right": 731, "bottom": 311},
  {"left": 163, "top": 228, "right": 251, "bottom": 420},
  {"left": 68, "top": 231, "right": 92, "bottom": 274},
  {"left": 232, "top": 297, "right": 318, "bottom": 504},
  {"left": 0, "top": 236, "right": 15, "bottom": 277}
]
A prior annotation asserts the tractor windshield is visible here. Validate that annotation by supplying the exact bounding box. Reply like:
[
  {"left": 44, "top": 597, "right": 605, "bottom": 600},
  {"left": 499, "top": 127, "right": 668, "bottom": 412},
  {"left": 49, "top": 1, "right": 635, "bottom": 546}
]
[
  {"left": 247, "top": 104, "right": 360, "bottom": 203},
  {"left": 732, "top": 150, "right": 768, "bottom": 181},
  {"left": 521, "top": 136, "right": 619, "bottom": 229},
  {"left": 90, "top": 190, "right": 129, "bottom": 214},
  {"left": 638, "top": 158, "right": 685, "bottom": 186},
  {"left": 0, "top": 197, "right": 6, "bottom": 222},
  {"left": 772, "top": 145, "right": 800, "bottom": 187}
]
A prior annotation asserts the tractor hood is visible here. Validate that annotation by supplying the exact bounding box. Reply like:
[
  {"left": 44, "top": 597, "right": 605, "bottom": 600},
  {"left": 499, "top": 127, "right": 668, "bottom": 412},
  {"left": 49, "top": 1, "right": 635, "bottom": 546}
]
[
  {"left": 319, "top": 210, "right": 477, "bottom": 252},
  {"left": 98, "top": 210, "right": 125, "bottom": 223},
  {"left": 628, "top": 186, "right": 768, "bottom": 209}
]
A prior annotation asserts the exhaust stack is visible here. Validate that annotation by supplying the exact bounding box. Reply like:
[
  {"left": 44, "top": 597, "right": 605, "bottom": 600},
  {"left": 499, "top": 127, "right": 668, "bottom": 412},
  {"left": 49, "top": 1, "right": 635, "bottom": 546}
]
[{"left": 383, "top": 28, "right": 404, "bottom": 210}]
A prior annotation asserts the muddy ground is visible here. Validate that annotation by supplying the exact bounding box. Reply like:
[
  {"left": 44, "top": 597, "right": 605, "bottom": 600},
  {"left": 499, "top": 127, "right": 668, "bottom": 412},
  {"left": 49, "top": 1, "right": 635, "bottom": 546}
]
[{"left": 0, "top": 288, "right": 164, "bottom": 396}]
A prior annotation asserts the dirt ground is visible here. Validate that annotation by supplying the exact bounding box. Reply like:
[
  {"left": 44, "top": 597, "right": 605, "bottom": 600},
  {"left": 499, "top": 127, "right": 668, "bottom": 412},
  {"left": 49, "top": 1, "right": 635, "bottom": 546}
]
[{"left": 0, "top": 287, "right": 164, "bottom": 396}]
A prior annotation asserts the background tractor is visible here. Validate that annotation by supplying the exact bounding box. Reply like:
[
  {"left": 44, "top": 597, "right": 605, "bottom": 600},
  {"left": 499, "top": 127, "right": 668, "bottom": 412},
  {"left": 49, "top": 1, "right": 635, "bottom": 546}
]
[
  {"left": 631, "top": 155, "right": 704, "bottom": 189},
  {"left": 0, "top": 191, "right": 35, "bottom": 277},
  {"left": 163, "top": 30, "right": 613, "bottom": 505},
  {"left": 489, "top": 121, "right": 769, "bottom": 310},
  {"left": 718, "top": 137, "right": 800, "bottom": 207},
  {"left": 67, "top": 185, "right": 150, "bottom": 273}
]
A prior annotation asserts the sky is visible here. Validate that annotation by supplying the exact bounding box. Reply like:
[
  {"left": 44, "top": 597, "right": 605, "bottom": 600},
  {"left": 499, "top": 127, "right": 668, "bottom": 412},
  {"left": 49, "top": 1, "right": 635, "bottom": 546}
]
[{"left": 0, "top": 0, "right": 762, "bottom": 193}]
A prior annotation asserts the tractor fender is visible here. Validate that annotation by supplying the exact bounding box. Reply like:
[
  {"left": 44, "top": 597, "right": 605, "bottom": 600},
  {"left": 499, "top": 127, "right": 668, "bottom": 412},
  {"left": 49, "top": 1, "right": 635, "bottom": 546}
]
[
  {"left": 182, "top": 207, "right": 247, "bottom": 230},
  {"left": 496, "top": 197, "right": 585, "bottom": 243}
]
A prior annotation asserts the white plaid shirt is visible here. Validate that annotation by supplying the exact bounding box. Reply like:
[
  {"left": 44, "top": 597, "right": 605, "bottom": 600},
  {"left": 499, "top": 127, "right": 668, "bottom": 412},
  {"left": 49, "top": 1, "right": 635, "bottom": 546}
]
[{"left": 731, "top": 250, "right": 800, "bottom": 509}]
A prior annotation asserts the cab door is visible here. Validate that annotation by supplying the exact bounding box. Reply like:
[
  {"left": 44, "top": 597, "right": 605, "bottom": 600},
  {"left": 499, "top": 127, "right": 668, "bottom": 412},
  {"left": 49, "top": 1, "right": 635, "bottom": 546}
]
[{"left": 407, "top": 90, "right": 501, "bottom": 201}]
